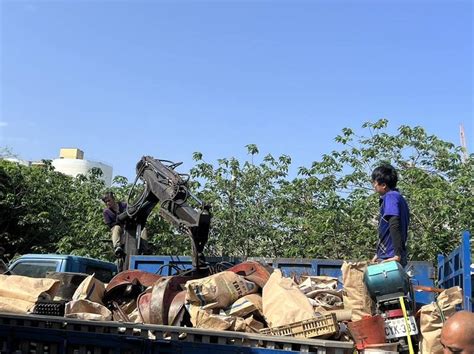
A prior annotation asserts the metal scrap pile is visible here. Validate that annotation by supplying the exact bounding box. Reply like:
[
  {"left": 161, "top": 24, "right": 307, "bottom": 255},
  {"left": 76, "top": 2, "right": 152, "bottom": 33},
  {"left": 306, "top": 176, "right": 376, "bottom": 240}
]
[
  {"left": 47, "top": 260, "right": 353, "bottom": 341},
  {"left": 3, "top": 258, "right": 468, "bottom": 354}
]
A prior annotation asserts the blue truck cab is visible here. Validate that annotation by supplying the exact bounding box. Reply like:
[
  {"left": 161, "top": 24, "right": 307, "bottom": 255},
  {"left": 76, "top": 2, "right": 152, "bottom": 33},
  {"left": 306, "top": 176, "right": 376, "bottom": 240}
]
[{"left": 8, "top": 254, "right": 117, "bottom": 283}]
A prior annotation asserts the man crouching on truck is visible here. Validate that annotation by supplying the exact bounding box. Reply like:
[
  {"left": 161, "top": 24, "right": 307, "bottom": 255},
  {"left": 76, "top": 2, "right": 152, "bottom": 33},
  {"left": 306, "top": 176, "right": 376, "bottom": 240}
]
[
  {"left": 371, "top": 164, "right": 410, "bottom": 267},
  {"left": 102, "top": 192, "right": 148, "bottom": 257},
  {"left": 102, "top": 192, "right": 128, "bottom": 256},
  {"left": 102, "top": 192, "right": 149, "bottom": 256}
]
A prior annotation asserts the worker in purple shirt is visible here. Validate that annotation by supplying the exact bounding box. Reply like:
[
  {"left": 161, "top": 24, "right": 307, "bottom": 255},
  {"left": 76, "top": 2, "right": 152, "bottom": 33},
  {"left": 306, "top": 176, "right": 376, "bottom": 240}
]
[
  {"left": 102, "top": 192, "right": 128, "bottom": 256},
  {"left": 102, "top": 191, "right": 149, "bottom": 256},
  {"left": 370, "top": 164, "right": 410, "bottom": 267}
]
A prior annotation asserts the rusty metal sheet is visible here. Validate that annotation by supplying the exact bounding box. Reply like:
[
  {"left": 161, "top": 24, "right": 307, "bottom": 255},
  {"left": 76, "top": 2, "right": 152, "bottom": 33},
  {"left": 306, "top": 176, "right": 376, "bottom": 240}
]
[
  {"left": 104, "top": 271, "right": 162, "bottom": 307},
  {"left": 227, "top": 261, "right": 272, "bottom": 288},
  {"left": 149, "top": 276, "right": 195, "bottom": 325},
  {"left": 105, "top": 270, "right": 162, "bottom": 292},
  {"left": 168, "top": 290, "right": 187, "bottom": 326},
  {"left": 137, "top": 288, "right": 153, "bottom": 323}
]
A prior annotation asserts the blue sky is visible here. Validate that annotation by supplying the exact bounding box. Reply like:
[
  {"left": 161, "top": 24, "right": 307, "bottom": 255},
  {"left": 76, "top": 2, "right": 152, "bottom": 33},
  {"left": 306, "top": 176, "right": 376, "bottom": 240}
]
[{"left": 1, "top": 0, "right": 472, "bottom": 181}]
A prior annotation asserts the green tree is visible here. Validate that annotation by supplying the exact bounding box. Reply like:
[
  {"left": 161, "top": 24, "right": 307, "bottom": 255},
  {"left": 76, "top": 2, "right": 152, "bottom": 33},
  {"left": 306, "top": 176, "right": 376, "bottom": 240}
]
[
  {"left": 191, "top": 145, "right": 293, "bottom": 258},
  {"left": 0, "top": 159, "right": 114, "bottom": 261},
  {"left": 1, "top": 119, "right": 470, "bottom": 264},
  {"left": 294, "top": 119, "right": 472, "bottom": 262},
  {"left": 189, "top": 120, "right": 472, "bottom": 263},
  {"left": 0, "top": 160, "right": 74, "bottom": 256},
  {"left": 56, "top": 168, "right": 112, "bottom": 259}
]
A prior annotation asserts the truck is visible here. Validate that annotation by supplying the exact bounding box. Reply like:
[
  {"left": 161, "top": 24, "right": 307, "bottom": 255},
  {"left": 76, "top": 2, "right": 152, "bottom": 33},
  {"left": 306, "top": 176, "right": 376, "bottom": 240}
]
[
  {"left": 0, "top": 239, "right": 471, "bottom": 353},
  {"left": 0, "top": 244, "right": 469, "bottom": 354},
  {"left": 7, "top": 253, "right": 118, "bottom": 283},
  {"left": 0, "top": 312, "right": 354, "bottom": 353},
  {"left": 0, "top": 156, "right": 357, "bottom": 353},
  {"left": 0, "top": 156, "right": 470, "bottom": 353},
  {"left": 437, "top": 230, "right": 473, "bottom": 311}
]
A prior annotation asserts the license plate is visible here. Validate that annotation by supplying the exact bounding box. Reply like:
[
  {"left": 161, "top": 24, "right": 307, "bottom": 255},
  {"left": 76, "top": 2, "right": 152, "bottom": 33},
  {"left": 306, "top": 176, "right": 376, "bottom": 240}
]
[{"left": 384, "top": 316, "right": 419, "bottom": 339}]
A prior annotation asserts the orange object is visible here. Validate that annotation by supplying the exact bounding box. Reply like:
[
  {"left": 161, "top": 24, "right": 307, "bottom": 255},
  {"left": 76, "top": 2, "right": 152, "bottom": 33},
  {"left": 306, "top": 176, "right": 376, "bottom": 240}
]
[
  {"left": 227, "top": 261, "right": 272, "bottom": 288},
  {"left": 347, "top": 315, "right": 386, "bottom": 350}
]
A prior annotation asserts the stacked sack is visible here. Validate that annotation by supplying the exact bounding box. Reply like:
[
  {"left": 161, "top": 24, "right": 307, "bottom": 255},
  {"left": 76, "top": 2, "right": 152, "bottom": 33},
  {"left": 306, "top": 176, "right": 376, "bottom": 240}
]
[
  {"left": 184, "top": 270, "right": 264, "bottom": 332},
  {"left": 182, "top": 267, "right": 344, "bottom": 338}
]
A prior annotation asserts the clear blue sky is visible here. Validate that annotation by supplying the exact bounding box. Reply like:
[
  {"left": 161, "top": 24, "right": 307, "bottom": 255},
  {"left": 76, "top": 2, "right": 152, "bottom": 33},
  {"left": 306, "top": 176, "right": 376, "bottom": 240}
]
[{"left": 1, "top": 0, "right": 472, "bottom": 181}]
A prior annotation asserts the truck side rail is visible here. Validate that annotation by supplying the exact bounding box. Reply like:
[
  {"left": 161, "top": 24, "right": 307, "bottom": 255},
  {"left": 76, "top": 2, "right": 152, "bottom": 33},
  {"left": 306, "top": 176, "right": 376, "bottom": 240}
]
[
  {"left": 437, "top": 230, "right": 472, "bottom": 312},
  {"left": 0, "top": 312, "right": 354, "bottom": 354},
  {"left": 130, "top": 255, "right": 436, "bottom": 305}
]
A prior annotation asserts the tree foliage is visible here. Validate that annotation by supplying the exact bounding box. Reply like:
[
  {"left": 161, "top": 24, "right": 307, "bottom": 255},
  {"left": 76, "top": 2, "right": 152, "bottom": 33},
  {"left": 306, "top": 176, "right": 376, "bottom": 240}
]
[
  {"left": 0, "top": 161, "right": 113, "bottom": 260},
  {"left": 191, "top": 119, "right": 472, "bottom": 262},
  {"left": 0, "top": 120, "right": 471, "bottom": 264},
  {"left": 191, "top": 146, "right": 293, "bottom": 257}
]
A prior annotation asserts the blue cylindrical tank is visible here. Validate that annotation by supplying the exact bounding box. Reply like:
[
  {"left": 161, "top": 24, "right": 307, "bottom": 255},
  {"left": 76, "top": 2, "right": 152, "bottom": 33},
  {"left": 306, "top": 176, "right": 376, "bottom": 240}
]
[{"left": 364, "top": 261, "right": 410, "bottom": 300}]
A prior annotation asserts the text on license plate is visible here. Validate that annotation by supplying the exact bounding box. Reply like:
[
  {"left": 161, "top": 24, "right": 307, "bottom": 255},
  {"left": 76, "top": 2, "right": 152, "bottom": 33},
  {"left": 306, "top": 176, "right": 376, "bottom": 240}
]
[{"left": 384, "top": 316, "right": 419, "bottom": 339}]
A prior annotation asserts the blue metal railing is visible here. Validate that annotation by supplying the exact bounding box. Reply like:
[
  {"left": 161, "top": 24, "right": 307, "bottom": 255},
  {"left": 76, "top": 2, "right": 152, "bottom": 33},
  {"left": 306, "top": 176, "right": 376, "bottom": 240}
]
[
  {"left": 437, "top": 230, "right": 473, "bottom": 312},
  {"left": 130, "top": 255, "right": 436, "bottom": 305}
]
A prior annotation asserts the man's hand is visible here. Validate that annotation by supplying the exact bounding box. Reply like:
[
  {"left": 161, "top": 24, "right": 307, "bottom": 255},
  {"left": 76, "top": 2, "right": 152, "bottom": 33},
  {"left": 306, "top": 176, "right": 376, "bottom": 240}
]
[
  {"left": 371, "top": 254, "right": 378, "bottom": 264},
  {"left": 381, "top": 255, "right": 401, "bottom": 263}
]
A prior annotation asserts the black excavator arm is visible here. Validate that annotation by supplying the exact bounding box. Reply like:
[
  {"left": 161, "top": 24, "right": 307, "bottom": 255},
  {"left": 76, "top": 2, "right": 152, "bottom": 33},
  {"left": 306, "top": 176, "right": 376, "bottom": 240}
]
[{"left": 118, "top": 156, "right": 211, "bottom": 272}]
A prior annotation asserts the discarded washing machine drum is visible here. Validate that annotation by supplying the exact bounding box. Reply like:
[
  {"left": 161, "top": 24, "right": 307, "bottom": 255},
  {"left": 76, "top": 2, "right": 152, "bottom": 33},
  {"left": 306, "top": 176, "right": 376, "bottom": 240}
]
[{"left": 363, "top": 261, "right": 410, "bottom": 300}]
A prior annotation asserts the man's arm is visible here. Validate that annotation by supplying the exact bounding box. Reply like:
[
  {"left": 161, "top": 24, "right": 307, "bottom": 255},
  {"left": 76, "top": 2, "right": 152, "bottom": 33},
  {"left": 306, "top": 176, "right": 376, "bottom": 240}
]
[
  {"left": 381, "top": 215, "right": 402, "bottom": 263},
  {"left": 103, "top": 210, "right": 119, "bottom": 229}
]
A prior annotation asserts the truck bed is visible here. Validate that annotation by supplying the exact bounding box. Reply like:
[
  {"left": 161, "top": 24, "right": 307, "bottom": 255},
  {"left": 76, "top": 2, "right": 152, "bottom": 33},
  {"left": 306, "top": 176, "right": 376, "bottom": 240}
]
[{"left": 0, "top": 312, "right": 354, "bottom": 354}]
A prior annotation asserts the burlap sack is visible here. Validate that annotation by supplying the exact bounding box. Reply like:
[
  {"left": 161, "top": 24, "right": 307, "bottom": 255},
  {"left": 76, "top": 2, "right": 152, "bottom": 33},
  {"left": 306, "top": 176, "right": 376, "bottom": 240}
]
[
  {"left": 262, "top": 269, "right": 316, "bottom": 328},
  {"left": 341, "top": 261, "right": 374, "bottom": 321},
  {"left": 419, "top": 286, "right": 463, "bottom": 354},
  {"left": 0, "top": 275, "right": 59, "bottom": 314},
  {"left": 185, "top": 271, "right": 258, "bottom": 309},
  {"left": 299, "top": 276, "right": 338, "bottom": 294},
  {"left": 0, "top": 274, "right": 59, "bottom": 303},
  {"left": 308, "top": 289, "right": 344, "bottom": 310},
  {"left": 228, "top": 294, "right": 263, "bottom": 317},
  {"left": 72, "top": 275, "right": 106, "bottom": 305},
  {"left": 0, "top": 296, "right": 36, "bottom": 314},
  {"left": 314, "top": 307, "right": 353, "bottom": 321},
  {"left": 232, "top": 315, "right": 265, "bottom": 333},
  {"left": 65, "top": 299, "right": 112, "bottom": 321},
  {"left": 188, "top": 304, "right": 264, "bottom": 333},
  {"left": 46, "top": 272, "right": 89, "bottom": 301},
  {"left": 188, "top": 304, "right": 235, "bottom": 330}
]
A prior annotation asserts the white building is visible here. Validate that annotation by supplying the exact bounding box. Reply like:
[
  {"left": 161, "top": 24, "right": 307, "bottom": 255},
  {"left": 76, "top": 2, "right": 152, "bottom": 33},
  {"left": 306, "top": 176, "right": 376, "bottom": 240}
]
[
  {"left": 51, "top": 148, "right": 113, "bottom": 186},
  {"left": 3, "top": 157, "right": 30, "bottom": 166}
]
